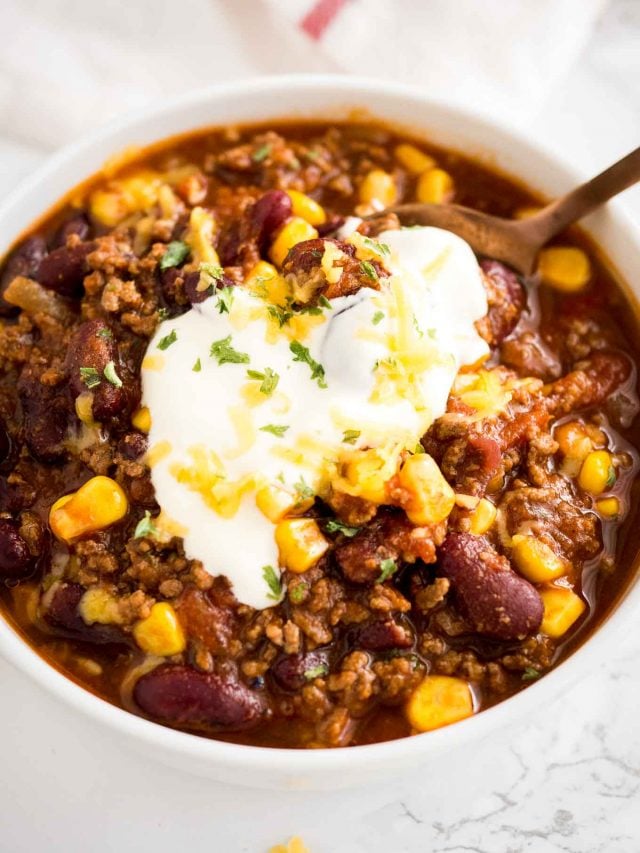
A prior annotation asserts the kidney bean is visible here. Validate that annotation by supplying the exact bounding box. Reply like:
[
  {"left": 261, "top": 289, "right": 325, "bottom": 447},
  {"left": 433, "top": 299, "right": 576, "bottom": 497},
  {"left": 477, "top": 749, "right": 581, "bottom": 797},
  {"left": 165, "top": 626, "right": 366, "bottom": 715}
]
[
  {"left": 271, "top": 651, "right": 329, "bottom": 692},
  {"left": 36, "top": 241, "right": 94, "bottom": 298},
  {"left": 357, "top": 619, "right": 412, "bottom": 652},
  {"left": 54, "top": 214, "right": 91, "bottom": 247},
  {"left": 43, "top": 583, "right": 126, "bottom": 645},
  {"left": 438, "top": 533, "right": 543, "bottom": 640},
  {"left": 0, "top": 416, "right": 11, "bottom": 467},
  {"left": 250, "top": 190, "right": 292, "bottom": 248},
  {"left": 0, "top": 236, "right": 47, "bottom": 315},
  {"left": 117, "top": 432, "right": 148, "bottom": 460},
  {"left": 479, "top": 259, "right": 525, "bottom": 345},
  {"left": 134, "top": 664, "right": 266, "bottom": 730},
  {"left": 316, "top": 214, "right": 345, "bottom": 237},
  {"left": 18, "top": 369, "right": 70, "bottom": 462},
  {"left": 0, "top": 519, "right": 35, "bottom": 580},
  {"left": 66, "top": 319, "right": 136, "bottom": 420}
]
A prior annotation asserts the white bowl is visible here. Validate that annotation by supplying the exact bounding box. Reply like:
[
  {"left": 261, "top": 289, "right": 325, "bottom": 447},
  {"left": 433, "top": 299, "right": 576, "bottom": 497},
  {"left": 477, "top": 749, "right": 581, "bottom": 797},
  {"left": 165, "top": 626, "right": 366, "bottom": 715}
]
[{"left": 1, "top": 74, "right": 639, "bottom": 791}]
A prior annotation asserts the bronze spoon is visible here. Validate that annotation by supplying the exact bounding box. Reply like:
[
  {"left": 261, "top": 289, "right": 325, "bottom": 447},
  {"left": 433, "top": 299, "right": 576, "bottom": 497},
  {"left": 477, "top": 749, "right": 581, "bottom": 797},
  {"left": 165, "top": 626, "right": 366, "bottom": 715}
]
[{"left": 373, "top": 146, "right": 640, "bottom": 275}]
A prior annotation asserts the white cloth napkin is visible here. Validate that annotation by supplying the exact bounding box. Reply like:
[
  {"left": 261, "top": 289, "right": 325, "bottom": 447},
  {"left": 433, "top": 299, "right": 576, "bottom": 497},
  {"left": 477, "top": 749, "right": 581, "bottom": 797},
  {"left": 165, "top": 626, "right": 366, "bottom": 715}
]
[{"left": 0, "top": 0, "right": 608, "bottom": 154}]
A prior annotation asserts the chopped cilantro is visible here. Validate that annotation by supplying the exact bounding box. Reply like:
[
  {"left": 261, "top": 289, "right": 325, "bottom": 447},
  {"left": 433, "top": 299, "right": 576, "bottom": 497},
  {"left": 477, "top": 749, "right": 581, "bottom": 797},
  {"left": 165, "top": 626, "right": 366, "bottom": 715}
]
[
  {"left": 300, "top": 295, "right": 332, "bottom": 316},
  {"left": 363, "top": 237, "right": 390, "bottom": 257},
  {"left": 360, "top": 260, "right": 378, "bottom": 281},
  {"left": 372, "top": 311, "right": 385, "bottom": 326},
  {"left": 342, "top": 429, "right": 361, "bottom": 444},
  {"left": 159, "top": 240, "right": 190, "bottom": 270},
  {"left": 289, "top": 583, "right": 309, "bottom": 604},
  {"left": 79, "top": 366, "right": 101, "bottom": 389},
  {"left": 376, "top": 558, "right": 398, "bottom": 584},
  {"left": 134, "top": 510, "right": 158, "bottom": 539},
  {"left": 157, "top": 329, "right": 178, "bottom": 350},
  {"left": 304, "top": 663, "right": 329, "bottom": 681},
  {"left": 412, "top": 313, "right": 424, "bottom": 338},
  {"left": 103, "top": 360, "right": 123, "bottom": 388},
  {"left": 215, "top": 286, "right": 235, "bottom": 315},
  {"left": 522, "top": 667, "right": 541, "bottom": 682},
  {"left": 267, "top": 305, "right": 293, "bottom": 327},
  {"left": 413, "top": 442, "right": 426, "bottom": 454},
  {"left": 290, "top": 340, "right": 327, "bottom": 389},
  {"left": 294, "top": 476, "right": 315, "bottom": 501},
  {"left": 262, "top": 564, "right": 282, "bottom": 600},
  {"left": 192, "top": 358, "right": 202, "bottom": 373},
  {"left": 318, "top": 295, "right": 332, "bottom": 309},
  {"left": 246, "top": 367, "right": 279, "bottom": 396},
  {"left": 96, "top": 327, "right": 113, "bottom": 340},
  {"left": 252, "top": 143, "right": 271, "bottom": 163},
  {"left": 325, "top": 519, "right": 361, "bottom": 538},
  {"left": 259, "top": 424, "right": 289, "bottom": 438},
  {"left": 210, "top": 335, "right": 250, "bottom": 365},
  {"left": 606, "top": 467, "right": 617, "bottom": 489},
  {"left": 200, "top": 262, "right": 225, "bottom": 283},
  {"left": 157, "top": 307, "right": 170, "bottom": 320}
]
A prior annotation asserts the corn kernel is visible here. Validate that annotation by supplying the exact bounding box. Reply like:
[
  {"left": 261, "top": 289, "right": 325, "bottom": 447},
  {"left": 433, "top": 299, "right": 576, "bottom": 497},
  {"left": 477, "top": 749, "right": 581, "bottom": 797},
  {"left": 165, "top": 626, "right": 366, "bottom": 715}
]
[
  {"left": 75, "top": 392, "right": 96, "bottom": 426},
  {"left": 132, "top": 405, "right": 151, "bottom": 433},
  {"left": 275, "top": 518, "right": 329, "bottom": 574},
  {"left": 596, "top": 496, "right": 620, "bottom": 519},
  {"left": 358, "top": 169, "right": 397, "bottom": 207},
  {"left": 469, "top": 498, "right": 497, "bottom": 535},
  {"left": 79, "top": 587, "right": 122, "bottom": 625},
  {"left": 245, "top": 260, "right": 290, "bottom": 306},
  {"left": 49, "top": 475, "right": 128, "bottom": 542},
  {"left": 89, "top": 189, "right": 129, "bottom": 227},
  {"left": 416, "top": 168, "right": 454, "bottom": 204},
  {"left": 511, "top": 535, "right": 566, "bottom": 583},
  {"left": 555, "top": 421, "right": 592, "bottom": 460},
  {"left": 578, "top": 450, "right": 615, "bottom": 495},
  {"left": 538, "top": 247, "right": 592, "bottom": 292},
  {"left": 540, "top": 587, "right": 586, "bottom": 638},
  {"left": 406, "top": 675, "right": 473, "bottom": 732},
  {"left": 133, "top": 602, "right": 186, "bottom": 656},
  {"left": 256, "top": 483, "right": 313, "bottom": 522},
  {"left": 394, "top": 143, "right": 436, "bottom": 175},
  {"left": 286, "top": 190, "right": 326, "bottom": 226},
  {"left": 269, "top": 217, "right": 318, "bottom": 267},
  {"left": 397, "top": 454, "right": 455, "bottom": 525}
]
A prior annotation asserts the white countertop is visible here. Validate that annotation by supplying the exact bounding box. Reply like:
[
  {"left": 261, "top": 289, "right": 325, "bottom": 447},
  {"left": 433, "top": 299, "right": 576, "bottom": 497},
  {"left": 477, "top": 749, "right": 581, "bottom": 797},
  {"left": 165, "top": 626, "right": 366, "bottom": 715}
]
[{"left": 1, "top": 2, "right": 639, "bottom": 851}]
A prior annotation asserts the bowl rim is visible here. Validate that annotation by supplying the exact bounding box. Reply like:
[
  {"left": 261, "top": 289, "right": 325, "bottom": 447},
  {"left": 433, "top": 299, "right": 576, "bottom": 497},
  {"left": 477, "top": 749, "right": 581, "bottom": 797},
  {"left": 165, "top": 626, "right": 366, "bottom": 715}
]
[{"left": 1, "top": 72, "right": 639, "bottom": 775}]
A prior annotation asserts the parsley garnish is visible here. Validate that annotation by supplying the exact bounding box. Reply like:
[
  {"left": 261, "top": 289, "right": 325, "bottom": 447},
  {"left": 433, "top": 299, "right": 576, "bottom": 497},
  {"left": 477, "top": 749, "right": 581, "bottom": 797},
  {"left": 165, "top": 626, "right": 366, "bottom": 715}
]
[
  {"left": 262, "top": 565, "right": 282, "bottom": 600},
  {"left": 325, "top": 519, "right": 361, "bottom": 538},
  {"left": 267, "top": 305, "right": 293, "bottom": 327},
  {"left": 157, "top": 329, "right": 178, "bottom": 350},
  {"left": 522, "top": 667, "right": 541, "bottom": 682},
  {"left": 79, "top": 366, "right": 101, "bottom": 389},
  {"left": 362, "top": 237, "right": 390, "bottom": 257},
  {"left": 200, "top": 262, "right": 224, "bottom": 283},
  {"left": 103, "top": 360, "right": 123, "bottom": 388},
  {"left": 259, "top": 424, "right": 289, "bottom": 438},
  {"left": 157, "top": 307, "right": 170, "bottom": 320},
  {"left": 210, "top": 335, "right": 250, "bottom": 365},
  {"left": 304, "top": 663, "right": 329, "bottom": 681},
  {"left": 246, "top": 367, "right": 279, "bottom": 396},
  {"left": 252, "top": 144, "right": 271, "bottom": 163},
  {"left": 215, "top": 286, "right": 235, "bottom": 315},
  {"left": 159, "top": 241, "right": 190, "bottom": 270},
  {"left": 290, "top": 340, "right": 327, "bottom": 389},
  {"left": 294, "top": 476, "right": 314, "bottom": 501},
  {"left": 96, "top": 327, "right": 113, "bottom": 340},
  {"left": 289, "top": 583, "right": 309, "bottom": 604},
  {"left": 376, "top": 558, "right": 398, "bottom": 584},
  {"left": 342, "top": 429, "right": 360, "bottom": 445},
  {"left": 134, "top": 511, "right": 158, "bottom": 539},
  {"left": 299, "top": 295, "right": 332, "bottom": 316},
  {"left": 360, "top": 260, "right": 378, "bottom": 281},
  {"left": 192, "top": 358, "right": 202, "bottom": 372},
  {"left": 372, "top": 311, "right": 385, "bottom": 325}
]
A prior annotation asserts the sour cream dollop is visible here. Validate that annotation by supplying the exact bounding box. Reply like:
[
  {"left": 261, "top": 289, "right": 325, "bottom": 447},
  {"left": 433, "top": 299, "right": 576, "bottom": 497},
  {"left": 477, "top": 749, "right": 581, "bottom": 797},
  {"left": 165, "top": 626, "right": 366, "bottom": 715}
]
[{"left": 142, "top": 227, "right": 489, "bottom": 608}]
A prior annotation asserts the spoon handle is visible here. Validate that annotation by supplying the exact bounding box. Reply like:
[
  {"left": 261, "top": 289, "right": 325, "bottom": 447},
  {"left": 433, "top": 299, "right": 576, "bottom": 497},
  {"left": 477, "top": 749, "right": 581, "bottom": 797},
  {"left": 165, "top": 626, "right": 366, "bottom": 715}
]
[{"left": 525, "top": 146, "right": 640, "bottom": 245}]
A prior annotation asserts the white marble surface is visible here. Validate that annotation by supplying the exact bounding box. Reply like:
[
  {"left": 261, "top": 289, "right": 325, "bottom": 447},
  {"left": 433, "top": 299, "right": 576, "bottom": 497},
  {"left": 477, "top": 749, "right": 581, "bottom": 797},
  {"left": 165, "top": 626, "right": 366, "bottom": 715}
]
[{"left": 1, "top": 2, "right": 639, "bottom": 851}]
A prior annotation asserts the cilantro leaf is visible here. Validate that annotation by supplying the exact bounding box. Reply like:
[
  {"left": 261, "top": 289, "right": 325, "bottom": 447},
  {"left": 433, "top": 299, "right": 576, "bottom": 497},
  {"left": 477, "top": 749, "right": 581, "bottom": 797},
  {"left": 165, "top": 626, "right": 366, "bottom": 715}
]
[
  {"left": 325, "top": 519, "right": 361, "bottom": 538},
  {"left": 215, "top": 286, "right": 235, "bottom": 314},
  {"left": 246, "top": 367, "right": 279, "bottom": 396},
  {"left": 290, "top": 340, "right": 327, "bottom": 389},
  {"left": 294, "top": 476, "right": 315, "bottom": 501},
  {"left": 362, "top": 237, "right": 390, "bottom": 257},
  {"left": 267, "top": 305, "right": 293, "bottom": 327},
  {"left": 159, "top": 241, "right": 190, "bottom": 271},
  {"left": 522, "top": 667, "right": 541, "bottom": 682},
  {"left": 289, "top": 582, "right": 309, "bottom": 604},
  {"left": 96, "top": 327, "right": 113, "bottom": 340},
  {"left": 252, "top": 144, "right": 271, "bottom": 163},
  {"left": 259, "top": 424, "right": 289, "bottom": 438},
  {"left": 79, "top": 366, "right": 101, "bottom": 389},
  {"left": 262, "top": 564, "right": 282, "bottom": 601},
  {"left": 360, "top": 260, "right": 378, "bottom": 281},
  {"left": 134, "top": 510, "right": 158, "bottom": 539},
  {"left": 376, "top": 558, "right": 398, "bottom": 584},
  {"left": 192, "top": 358, "right": 202, "bottom": 373},
  {"left": 157, "top": 329, "right": 178, "bottom": 350},
  {"left": 210, "top": 335, "right": 250, "bottom": 365},
  {"left": 103, "top": 360, "right": 123, "bottom": 388},
  {"left": 372, "top": 311, "right": 385, "bottom": 325},
  {"left": 304, "top": 663, "right": 329, "bottom": 681},
  {"left": 342, "top": 429, "right": 360, "bottom": 445}
]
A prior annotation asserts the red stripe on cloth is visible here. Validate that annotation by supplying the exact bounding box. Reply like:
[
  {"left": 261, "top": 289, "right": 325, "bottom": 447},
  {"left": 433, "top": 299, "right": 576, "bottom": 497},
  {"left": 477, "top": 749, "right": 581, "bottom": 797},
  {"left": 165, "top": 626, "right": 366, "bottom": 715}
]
[{"left": 300, "top": 0, "right": 349, "bottom": 40}]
